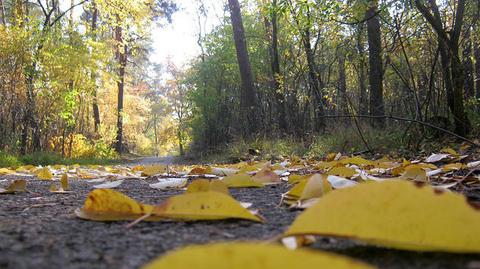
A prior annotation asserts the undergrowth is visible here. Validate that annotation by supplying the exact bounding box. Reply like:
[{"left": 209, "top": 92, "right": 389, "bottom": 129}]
[
  {"left": 187, "top": 124, "right": 460, "bottom": 163},
  {"left": 0, "top": 151, "right": 120, "bottom": 168}
]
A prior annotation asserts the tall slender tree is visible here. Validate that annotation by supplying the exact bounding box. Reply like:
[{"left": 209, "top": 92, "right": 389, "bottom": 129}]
[
  {"left": 366, "top": 0, "right": 385, "bottom": 127},
  {"left": 415, "top": 0, "right": 470, "bottom": 136},
  {"left": 90, "top": 1, "right": 101, "bottom": 133},
  {"left": 356, "top": 23, "right": 368, "bottom": 115},
  {"left": 228, "top": 0, "right": 258, "bottom": 135},
  {"left": 114, "top": 15, "right": 127, "bottom": 153},
  {"left": 264, "top": 0, "right": 287, "bottom": 132},
  {"left": 337, "top": 48, "right": 347, "bottom": 117}
]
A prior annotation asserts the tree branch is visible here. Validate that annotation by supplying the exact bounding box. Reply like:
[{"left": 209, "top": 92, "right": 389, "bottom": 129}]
[
  {"left": 37, "top": 0, "right": 47, "bottom": 17},
  {"left": 413, "top": 0, "right": 450, "bottom": 44},
  {"left": 451, "top": 0, "right": 466, "bottom": 46},
  {"left": 49, "top": 0, "right": 89, "bottom": 27}
]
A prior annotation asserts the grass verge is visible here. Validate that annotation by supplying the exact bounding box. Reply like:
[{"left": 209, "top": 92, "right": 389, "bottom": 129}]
[
  {"left": 186, "top": 125, "right": 459, "bottom": 163},
  {"left": 0, "top": 151, "right": 121, "bottom": 168}
]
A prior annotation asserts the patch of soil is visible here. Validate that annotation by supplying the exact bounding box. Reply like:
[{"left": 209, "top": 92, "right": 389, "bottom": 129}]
[{"left": 1, "top": 176, "right": 479, "bottom": 269}]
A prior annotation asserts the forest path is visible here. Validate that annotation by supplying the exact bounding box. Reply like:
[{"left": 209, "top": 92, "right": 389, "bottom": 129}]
[
  {"left": 0, "top": 158, "right": 479, "bottom": 269},
  {"left": 132, "top": 155, "right": 176, "bottom": 165}
]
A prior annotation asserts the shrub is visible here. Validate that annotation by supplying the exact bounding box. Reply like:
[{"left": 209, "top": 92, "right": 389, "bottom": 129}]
[{"left": 0, "top": 151, "right": 21, "bottom": 167}]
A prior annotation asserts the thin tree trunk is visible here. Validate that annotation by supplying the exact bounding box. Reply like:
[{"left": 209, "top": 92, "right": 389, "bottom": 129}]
[
  {"left": 337, "top": 50, "right": 347, "bottom": 117},
  {"left": 91, "top": 1, "right": 101, "bottom": 133},
  {"left": 0, "top": 0, "right": 6, "bottom": 25},
  {"left": 293, "top": 5, "right": 325, "bottom": 132},
  {"left": 153, "top": 114, "right": 158, "bottom": 156},
  {"left": 366, "top": 0, "right": 385, "bottom": 127},
  {"left": 178, "top": 130, "right": 184, "bottom": 156},
  {"left": 356, "top": 24, "right": 368, "bottom": 115},
  {"left": 474, "top": 23, "right": 480, "bottom": 100},
  {"left": 228, "top": 0, "right": 257, "bottom": 136},
  {"left": 265, "top": 0, "right": 287, "bottom": 133},
  {"left": 463, "top": 26, "right": 475, "bottom": 98},
  {"left": 114, "top": 17, "right": 127, "bottom": 153}
]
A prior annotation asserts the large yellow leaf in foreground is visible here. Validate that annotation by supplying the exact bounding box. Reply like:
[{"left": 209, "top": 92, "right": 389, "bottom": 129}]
[
  {"left": 75, "top": 189, "right": 154, "bottom": 221},
  {"left": 141, "top": 242, "right": 376, "bottom": 269},
  {"left": 285, "top": 180, "right": 480, "bottom": 252},
  {"left": 153, "top": 192, "right": 262, "bottom": 222}
]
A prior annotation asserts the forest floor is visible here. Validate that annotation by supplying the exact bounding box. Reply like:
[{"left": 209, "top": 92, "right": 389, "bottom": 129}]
[{"left": 1, "top": 156, "right": 480, "bottom": 269}]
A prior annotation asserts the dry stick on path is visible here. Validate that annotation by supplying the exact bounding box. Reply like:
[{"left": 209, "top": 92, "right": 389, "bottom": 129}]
[{"left": 320, "top": 114, "right": 480, "bottom": 148}]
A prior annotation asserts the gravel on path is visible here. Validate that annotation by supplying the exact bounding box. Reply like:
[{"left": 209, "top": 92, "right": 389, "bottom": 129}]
[{"left": 1, "top": 157, "right": 479, "bottom": 269}]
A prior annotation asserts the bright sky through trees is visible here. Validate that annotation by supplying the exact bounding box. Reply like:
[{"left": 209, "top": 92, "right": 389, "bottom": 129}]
[{"left": 150, "top": 0, "right": 225, "bottom": 67}]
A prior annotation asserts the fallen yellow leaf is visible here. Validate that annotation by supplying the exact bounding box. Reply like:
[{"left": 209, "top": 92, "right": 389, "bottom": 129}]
[
  {"left": 35, "top": 167, "right": 53, "bottom": 180},
  {"left": 141, "top": 242, "right": 376, "bottom": 269},
  {"left": 132, "top": 165, "right": 145, "bottom": 172},
  {"left": 252, "top": 167, "right": 281, "bottom": 184},
  {"left": 61, "top": 174, "right": 69, "bottom": 190},
  {"left": 442, "top": 163, "right": 464, "bottom": 172},
  {"left": 339, "top": 156, "right": 374, "bottom": 166},
  {"left": 211, "top": 167, "right": 239, "bottom": 176},
  {"left": 283, "top": 174, "right": 331, "bottom": 206},
  {"left": 0, "top": 179, "right": 27, "bottom": 194},
  {"left": 0, "top": 168, "right": 15, "bottom": 175},
  {"left": 441, "top": 148, "right": 458, "bottom": 156},
  {"left": 288, "top": 174, "right": 312, "bottom": 184},
  {"left": 402, "top": 166, "right": 427, "bottom": 182},
  {"left": 16, "top": 165, "right": 35, "bottom": 172},
  {"left": 327, "top": 166, "right": 357, "bottom": 178},
  {"left": 188, "top": 166, "right": 212, "bottom": 175},
  {"left": 285, "top": 180, "right": 480, "bottom": 252},
  {"left": 142, "top": 165, "right": 167, "bottom": 176},
  {"left": 223, "top": 173, "right": 263, "bottom": 188},
  {"left": 153, "top": 192, "right": 262, "bottom": 222},
  {"left": 75, "top": 189, "right": 154, "bottom": 221},
  {"left": 50, "top": 174, "right": 72, "bottom": 193},
  {"left": 186, "top": 179, "right": 229, "bottom": 195}
]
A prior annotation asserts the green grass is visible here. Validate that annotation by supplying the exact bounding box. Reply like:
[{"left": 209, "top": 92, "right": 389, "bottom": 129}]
[
  {"left": 0, "top": 151, "right": 120, "bottom": 168},
  {"left": 0, "top": 151, "right": 22, "bottom": 167},
  {"left": 187, "top": 124, "right": 451, "bottom": 163}
]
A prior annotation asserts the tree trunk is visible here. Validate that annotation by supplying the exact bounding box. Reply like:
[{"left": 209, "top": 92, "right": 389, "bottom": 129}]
[
  {"left": 366, "top": 0, "right": 385, "bottom": 127},
  {"left": 153, "top": 114, "right": 158, "bottom": 156},
  {"left": 450, "top": 47, "right": 469, "bottom": 135},
  {"left": 265, "top": 0, "right": 287, "bottom": 133},
  {"left": 337, "top": 50, "right": 347, "bottom": 117},
  {"left": 414, "top": 0, "right": 470, "bottom": 136},
  {"left": 178, "top": 130, "right": 184, "bottom": 156},
  {"left": 0, "top": 0, "right": 6, "bottom": 25},
  {"left": 114, "top": 18, "right": 127, "bottom": 153},
  {"left": 91, "top": 1, "right": 101, "bottom": 133},
  {"left": 228, "top": 0, "right": 257, "bottom": 136},
  {"left": 474, "top": 23, "right": 480, "bottom": 100},
  {"left": 356, "top": 24, "right": 368, "bottom": 115},
  {"left": 463, "top": 27, "right": 475, "bottom": 98},
  {"left": 299, "top": 12, "right": 325, "bottom": 131}
]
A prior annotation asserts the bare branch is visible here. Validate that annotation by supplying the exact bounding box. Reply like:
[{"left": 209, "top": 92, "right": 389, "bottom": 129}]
[
  {"left": 49, "top": 0, "right": 88, "bottom": 27},
  {"left": 37, "top": 0, "right": 47, "bottom": 17}
]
